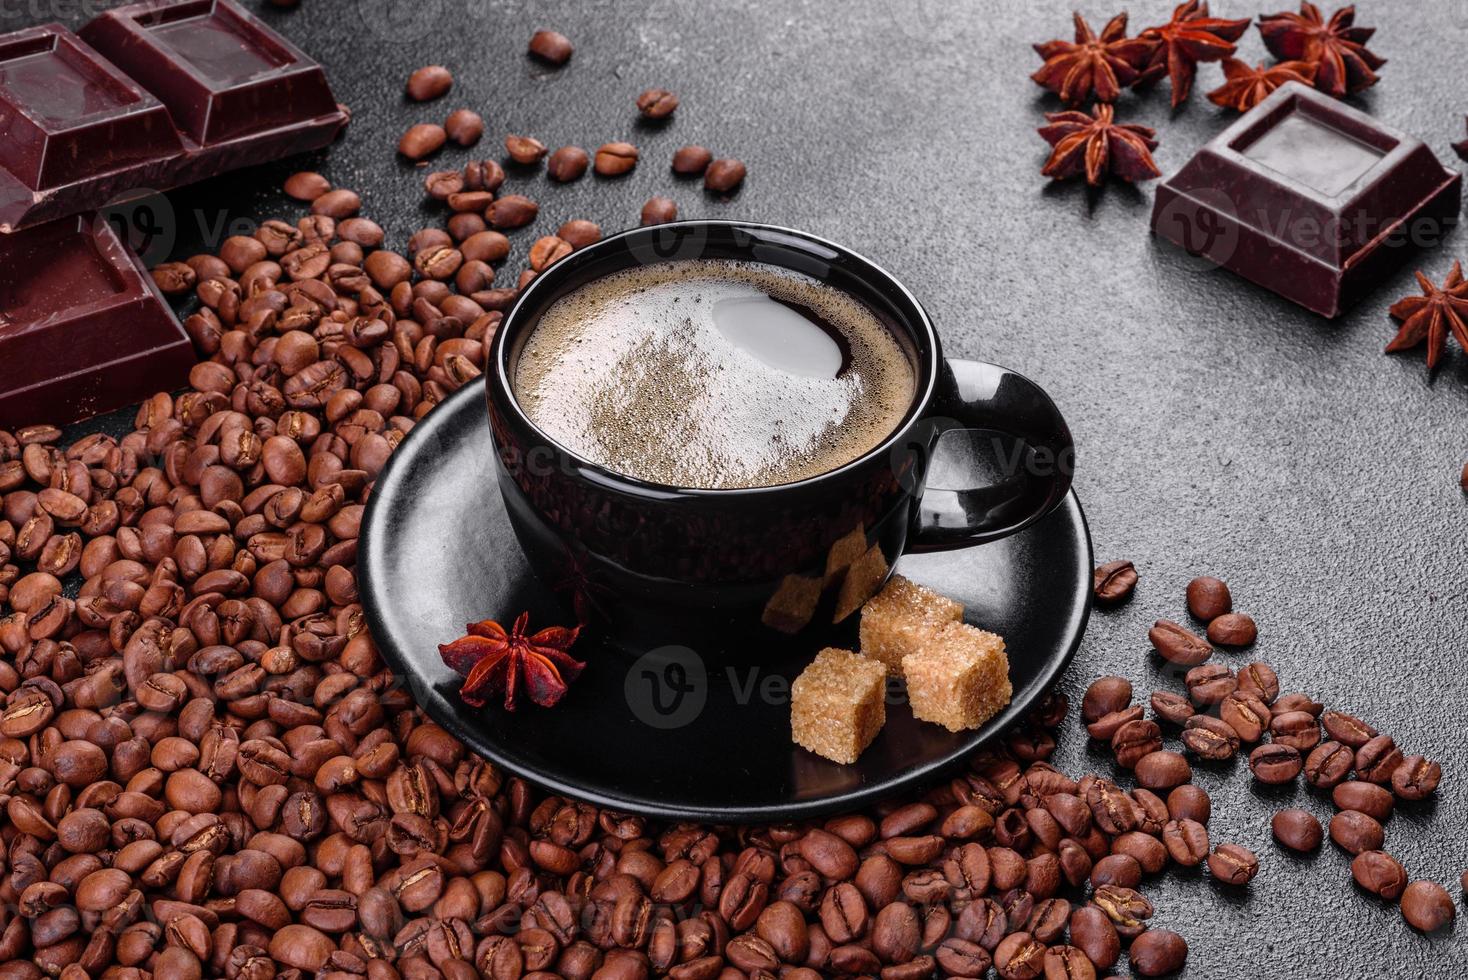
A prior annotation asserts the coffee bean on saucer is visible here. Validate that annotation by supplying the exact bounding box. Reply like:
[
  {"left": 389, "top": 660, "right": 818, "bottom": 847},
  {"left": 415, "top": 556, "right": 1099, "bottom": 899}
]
[
  {"left": 637, "top": 88, "right": 679, "bottom": 118},
  {"left": 1303, "top": 741, "right": 1353, "bottom": 789},
  {"left": 406, "top": 64, "right": 453, "bottom": 100},
  {"left": 705, "top": 158, "right": 747, "bottom": 192},
  {"left": 1148, "top": 620, "right": 1212, "bottom": 666},
  {"left": 445, "top": 109, "right": 483, "bottom": 146},
  {"left": 1401, "top": 881, "right": 1455, "bottom": 932},
  {"left": 1272, "top": 809, "right": 1322, "bottom": 852},
  {"left": 1391, "top": 755, "right": 1441, "bottom": 800},
  {"left": 673, "top": 145, "right": 713, "bottom": 174},
  {"left": 1186, "top": 576, "right": 1232, "bottom": 619},
  {"left": 1129, "top": 930, "right": 1187, "bottom": 976},
  {"left": 641, "top": 197, "right": 678, "bottom": 225},
  {"left": 1332, "top": 781, "right": 1394, "bottom": 822},
  {"left": 1150, "top": 690, "right": 1194, "bottom": 725},
  {"left": 548, "top": 146, "right": 590, "bottom": 181},
  {"left": 1207, "top": 843, "right": 1259, "bottom": 885},
  {"left": 399, "top": 123, "right": 447, "bottom": 160},
  {"left": 1092, "top": 559, "right": 1137, "bottom": 603},
  {"left": 529, "top": 29, "right": 573, "bottom": 64},
  {"left": 594, "top": 142, "right": 639, "bottom": 175},
  {"left": 1250, "top": 743, "right": 1302, "bottom": 784},
  {"left": 1330, "top": 810, "right": 1385, "bottom": 855},
  {"left": 1351, "top": 850, "right": 1407, "bottom": 900},
  {"left": 506, "top": 135, "right": 548, "bottom": 165},
  {"left": 1207, "top": 612, "right": 1257, "bottom": 646},
  {"left": 1082, "top": 676, "right": 1131, "bottom": 723},
  {"left": 284, "top": 171, "right": 330, "bottom": 201}
]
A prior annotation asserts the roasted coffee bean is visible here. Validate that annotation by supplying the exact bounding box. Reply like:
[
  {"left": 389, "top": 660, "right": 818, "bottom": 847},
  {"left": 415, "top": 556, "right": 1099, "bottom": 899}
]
[
  {"left": 1089, "top": 854, "right": 1142, "bottom": 890},
  {"left": 705, "top": 158, "right": 747, "bottom": 192},
  {"left": 1067, "top": 906, "right": 1119, "bottom": 970},
  {"left": 641, "top": 197, "right": 678, "bottom": 226},
  {"left": 1221, "top": 691, "right": 1271, "bottom": 743},
  {"left": 1249, "top": 743, "right": 1302, "bottom": 784},
  {"left": 1304, "top": 741, "right": 1354, "bottom": 789},
  {"left": 1148, "top": 620, "right": 1212, "bottom": 666},
  {"left": 1162, "top": 819, "right": 1209, "bottom": 867},
  {"left": 1320, "top": 710, "right": 1376, "bottom": 748},
  {"left": 488, "top": 195, "right": 539, "bottom": 229},
  {"left": 1274, "top": 692, "right": 1322, "bottom": 716},
  {"left": 1332, "top": 781, "right": 1394, "bottom": 822},
  {"left": 1090, "top": 885, "right": 1152, "bottom": 940},
  {"left": 1091, "top": 560, "right": 1137, "bottom": 604},
  {"left": 936, "top": 938, "right": 991, "bottom": 976},
  {"left": 1207, "top": 843, "right": 1258, "bottom": 885},
  {"left": 1042, "top": 944, "right": 1095, "bottom": 980},
  {"left": 1181, "top": 715, "right": 1240, "bottom": 760},
  {"left": 1185, "top": 576, "right": 1232, "bottom": 619},
  {"left": 1166, "top": 785, "right": 1211, "bottom": 825},
  {"left": 1355, "top": 735, "right": 1404, "bottom": 784},
  {"left": 1351, "top": 850, "right": 1407, "bottom": 900},
  {"left": 1184, "top": 663, "right": 1235, "bottom": 706},
  {"left": 672, "top": 145, "right": 713, "bottom": 175},
  {"left": 528, "top": 29, "right": 573, "bottom": 64},
  {"left": 444, "top": 109, "right": 483, "bottom": 146},
  {"left": 506, "top": 135, "right": 548, "bottom": 164},
  {"left": 1392, "top": 755, "right": 1441, "bottom": 800},
  {"left": 1401, "top": 881, "right": 1455, "bottom": 932},
  {"left": 284, "top": 171, "right": 331, "bottom": 201},
  {"left": 400, "top": 124, "right": 447, "bottom": 160},
  {"left": 406, "top": 65, "right": 452, "bottom": 101},
  {"left": 1081, "top": 676, "right": 1131, "bottom": 723},
  {"left": 1207, "top": 612, "right": 1257, "bottom": 646},
  {"left": 1330, "top": 810, "right": 1385, "bottom": 855},
  {"left": 637, "top": 88, "right": 679, "bottom": 118},
  {"left": 1272, "top": 809, "right": 1323, "bottom": 852},
  {"left": 548, "top": 146, "right": 590, "bottom": 182},
  {"left": 594, "top": 143, "right": 639, "bottom": 176},
  {"left": 1235, "top": 662, "right": 1279, "bottom": 704},
  {"left": 1129, "top": 929, "right": 1188, "bottom": 976},
  {"left": 993, "top": 931, "right": 1045, "bottom": 980},
  {"left": 1086, "top": 704, "right": 1143, "bottom": 741},
  {"left": 1133, "top": 751, "right": 1191, "bottom": 791},
  {"left": 1269, "top": 710, "right": 1321, "bottom": 752},
  {"left": 1149, "top": 690, "right": 1194, "bottom": 725},
  {"left": 1110, "top": 719, "right": 1162, "bottom": 769}
]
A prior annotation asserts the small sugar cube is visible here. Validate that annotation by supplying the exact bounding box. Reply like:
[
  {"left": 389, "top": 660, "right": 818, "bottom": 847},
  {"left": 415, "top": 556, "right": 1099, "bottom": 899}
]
[
  {"left": 859, "top": 573, "right": 964, "bottom": 675},
  {"left": 833, "top": 543, "right": 889, "bottom": 623},
  {"left": 761, "top": 573, "right": 822, "bottom": 634},
  {"left": 902, "top": 622, "right": 1011, "bottom": 732},
  {"left": 791, "top": 648, "right": 887, "bottom": 764}
]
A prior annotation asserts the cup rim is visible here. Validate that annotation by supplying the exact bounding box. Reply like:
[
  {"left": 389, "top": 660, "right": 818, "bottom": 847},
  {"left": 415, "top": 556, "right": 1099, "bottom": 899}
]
[{"left": 489, "top": 219, "right": 941, "bottom": 498}]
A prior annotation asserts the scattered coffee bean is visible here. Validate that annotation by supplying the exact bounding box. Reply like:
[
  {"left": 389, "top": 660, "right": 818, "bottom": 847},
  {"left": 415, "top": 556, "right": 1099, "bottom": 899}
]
[
  {"left": 1207, "top": 611, "right": 1257, "bottom": 646},
  {"left": 1186, "top": 575, "right": 1232, "bottom": 619},
  {"left": 594, "top": 142, "right": 640, "bottom": 175},
  {"left": 488, "top": 194, "right": 539, "bottom": 229},
  {"left": 1221, "top": 691, "right": 1271, "bottom": 743},
  {"left": 1331, "top": 781, "right": 1394, "bottom": 822},
  {"left": 406, "top": 64, "right": 453, "bottom": 101},
  {"left": 1111, "top": 719, "right": 1162, "bottom": 769},
  {"left": 1129, "top": 929, "right": 1187, "bottom": 976},
  {"left": 1330, "top": 810, "right": 1385, "bottom": 855},
  {"left": 1272, "top": 808, "right": 1323, "bottom": 852},
  {"left": 1321, "top": 710, "right": 1377, "bottom": 748},
  {"left": 1235, "top": 662, "right": 1279, "bottom": 704},
  {"left": 1150, "top": 690, "right": 1194, "bottom": 725},
  {"left": 1092, "top": 559, "right": 1138, "bottom": 603},
  {"left": 506, "top": 134, "right": 548, "bottom": 164},
  {"left": 1134, "top": 751, "right": 1191, "bottom": 791},
  {"left": 1162, "top": 819, "right": 1209, "bottom": 866},
  {"left": 1391, "top": 755, "right": 1441, "bottom": 800},
  {"left": 529, "top": 236, "right": 573, "bottom": 271},
  {"left": 283, "top": 171, "right": 330, "bottom": 201},
  {"left": 1304, "top": 741, "right": 1354, "bottom": 789},
  {"left": 1167, "top": 785, "right": 1212, "bottom": 825},
  {"left": 1355, "top": 735, "right": 1404, "bottom": 784},
  {"left": 1269, "top": 710, "right": 1321, "bottom": 753},
  {"left": 637, "top": 88, "right": 679, "bottom": 118},
  {"left": 548, "top": 146, "right": 590, "bottom": 181},
  {"left": 1181, "top": 715, "right": 1240, "bottom": 761},
  {"left": 528, "top": 29, "right": 573, "bottom": 64},
  {"left": 1148, "top": 620, "right": 1212, "bottom": 666},
  {"left": 641, "top": 197, "right": 678, "bottom": 225},
  {"left": 399, "top": 123, "right": 447, "bottom": 160},
  {"left": 1351, "top": 850, "right": 1407, "bottom": 900},
  {"left": 705, "top": 157, "right": 747, "bottom": 192},
  {"left": 1082, "top": 676, "right": 1132, "bottom": 723},
  {"left": 1401, "top": 881, "right": 1455, "bottom": 932},
  {"left": 311, "top": 188, "right": 360, "bottom": 218},
  {"left": 444, "top": 109, "right": 483, "bottom": 146},
  {"left": 1185, "top": 663, "right": 1235, "bottom": 706},
  {"left": 558, "top": 219, "right": 602, "bottom": 248},
  {"left": 673, "top": 144, "right": 714, "bottom": 174},
  {"left": 1250, "top": 743, "right": 1302, "bottom": 784},
  {"left": 1207, "top": 844, "right": 1259, "bottom": 885}
]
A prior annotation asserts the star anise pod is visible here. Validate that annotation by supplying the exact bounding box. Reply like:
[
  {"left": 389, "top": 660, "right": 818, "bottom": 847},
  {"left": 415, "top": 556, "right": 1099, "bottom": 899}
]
[
  {"left": 1206, "top": 58, "right": 1317, "bottom": 112},
  {"left": 1038, "top": 103, "right": 1161, "bottom": 186},
  {"left": 1136, "top": 1, "right": 1251, "bottom": 108},
  {"left": 439, "top": 612, "right": 584, "bottom": 710},
  {"left": 1257, "top": 3, "right": 1385, "bottom": 98},
  {"left": 1032, "top": 11, "right": 1154, "bottom": 106},
  {"left": 1383, "top": 262, "right": 1468, "bottom": 373}
]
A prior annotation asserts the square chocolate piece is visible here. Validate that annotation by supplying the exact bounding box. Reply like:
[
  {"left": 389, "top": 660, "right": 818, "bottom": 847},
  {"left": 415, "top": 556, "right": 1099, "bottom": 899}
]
[
  {"left": 1151, "top": 82, "right": 1461, "bottom": 317},
  {"left": 0, "top": 215, "right": 193, "bottom": 427}
]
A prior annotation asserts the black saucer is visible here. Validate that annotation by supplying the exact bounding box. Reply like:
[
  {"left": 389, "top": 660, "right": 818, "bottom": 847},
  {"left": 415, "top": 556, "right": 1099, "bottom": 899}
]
[{"left": 360, "top": 383, "right": 1093, "bottom": 822}]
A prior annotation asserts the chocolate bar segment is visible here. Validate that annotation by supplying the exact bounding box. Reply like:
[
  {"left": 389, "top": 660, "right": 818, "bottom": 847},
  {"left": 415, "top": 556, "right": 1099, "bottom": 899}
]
[
  {"left": 0, "top": 215, "right": 193, "bottom": 427},
  {"left": 1151, "top": 82, "right": 1461, "bottom": 317},
  {"left": 0, "top": 0, "right": 347, "bottom": 232}
]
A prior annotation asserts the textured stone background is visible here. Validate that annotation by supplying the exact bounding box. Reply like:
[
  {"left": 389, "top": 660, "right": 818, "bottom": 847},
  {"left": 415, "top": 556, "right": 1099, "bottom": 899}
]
[{"left": 13, "top": 0, "right": 1465, "bottom": 973}]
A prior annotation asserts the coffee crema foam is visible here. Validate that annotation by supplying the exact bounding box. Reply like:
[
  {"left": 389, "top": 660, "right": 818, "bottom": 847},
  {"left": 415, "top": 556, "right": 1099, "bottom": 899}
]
[{"left": 513, "top": 260, "right": 916, "bottom": 489}]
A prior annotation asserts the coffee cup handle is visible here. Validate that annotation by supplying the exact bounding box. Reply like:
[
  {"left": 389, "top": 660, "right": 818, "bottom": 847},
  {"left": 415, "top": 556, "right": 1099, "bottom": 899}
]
[{"left": 905, "top": 358, "right": 1074, "bottom": 552}]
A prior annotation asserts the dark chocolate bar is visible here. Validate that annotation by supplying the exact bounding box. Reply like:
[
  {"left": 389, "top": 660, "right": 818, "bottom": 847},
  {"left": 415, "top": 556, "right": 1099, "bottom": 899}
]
[
  {"left": 1151, "top": 82, "right": 1461, "bottom": 318},
  {"left": 0, "top": 0, "right": 347, "bottom": 232},
  {"left": 0, "top": 214, "right": 193, "bottom": 427}
]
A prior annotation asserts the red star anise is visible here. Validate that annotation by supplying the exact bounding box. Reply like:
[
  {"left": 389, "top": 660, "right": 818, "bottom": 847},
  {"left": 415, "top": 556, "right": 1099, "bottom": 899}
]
[
  {"left": 439, "top": 612, "right": 584, "bottom": 710},
  {"left": 1032, "top": 11, "right": 1154, "bottom": 106},
  {"left": 1257, "top": 3, "right": 1385, "bottom": 98},
  {"left": 1136, "top": 1, "right": 1251, "bottom": 108},
  {"left": 1383, "top": 262, "right": 1468, "bottom": 372},
  {"left": 1206, "top": 58, "right": 1317, "bottom": 112},
  {"left": 1038, "top": 104, "right": 1161, "bottom": 186}
]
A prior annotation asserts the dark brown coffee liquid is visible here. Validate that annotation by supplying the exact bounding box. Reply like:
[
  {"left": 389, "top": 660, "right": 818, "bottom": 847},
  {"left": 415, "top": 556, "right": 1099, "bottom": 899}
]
[{"left": 513, "top": 260, "right": 915, "bottom": 489}]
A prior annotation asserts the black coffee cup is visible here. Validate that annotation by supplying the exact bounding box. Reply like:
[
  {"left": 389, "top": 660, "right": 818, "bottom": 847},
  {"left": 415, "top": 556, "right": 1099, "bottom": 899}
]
[{"left": 486, "top": 221, "right": 1074, "bottom": 648}]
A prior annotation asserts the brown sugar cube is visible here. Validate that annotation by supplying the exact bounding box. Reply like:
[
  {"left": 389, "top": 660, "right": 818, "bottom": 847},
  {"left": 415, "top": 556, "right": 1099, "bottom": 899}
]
[
  {"left": 858, "top": 574, "right": 965, "bottom": 675},
  {"left": 791, "top": 648, "right": 887, "bottom": 764},
  {"left": 902, "top": 622, "right": 1012, "bottom": 733},
  {"left": 761, "top": 574, "right": 822, "bottom": 634},
  {"left": 823, "top": 524, "right": 868, "bottom": 584},
  {"left": 834, "top": 543, "right": 889, "bottom": 624}
]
